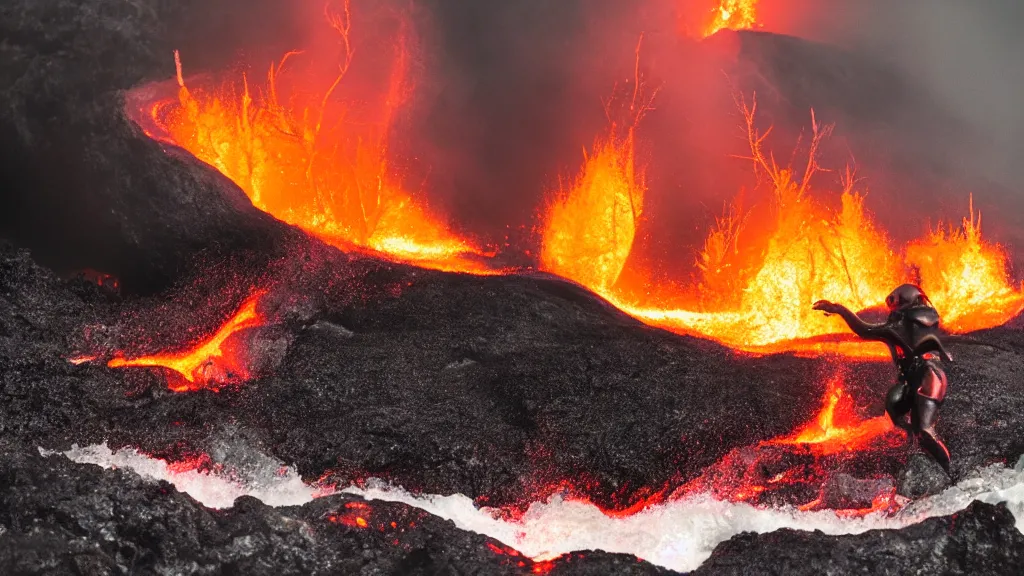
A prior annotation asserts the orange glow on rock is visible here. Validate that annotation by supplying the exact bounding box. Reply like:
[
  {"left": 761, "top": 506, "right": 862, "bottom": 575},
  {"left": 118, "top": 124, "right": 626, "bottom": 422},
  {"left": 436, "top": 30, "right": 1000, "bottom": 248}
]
[
  {"left": 144, "top": 2, "right": 496, "bottom": 275},
  {"left": 541, "top": 94, "right": 1024, "bottom": 358},
  {"left": 107, "top": 290, "right": 266, "bottom": 391},
  {"left": 67, "top": 355, "right": 98, "bottom": 366}
]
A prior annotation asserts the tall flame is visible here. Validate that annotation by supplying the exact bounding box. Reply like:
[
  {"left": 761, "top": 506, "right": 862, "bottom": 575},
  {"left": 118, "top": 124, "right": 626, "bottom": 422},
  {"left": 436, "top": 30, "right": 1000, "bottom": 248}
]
[
  {"left": 540, "top": 37, "right": 653, "bottom": 294},
  {"left": 907, "top": 196, "right": 1024, "bottom": 332},
  {"left": 541, "top": 94, "right": 1024, "bottom": 357},
  {"left": 150, "top": 2, "right": 494, "bottom": 275}
]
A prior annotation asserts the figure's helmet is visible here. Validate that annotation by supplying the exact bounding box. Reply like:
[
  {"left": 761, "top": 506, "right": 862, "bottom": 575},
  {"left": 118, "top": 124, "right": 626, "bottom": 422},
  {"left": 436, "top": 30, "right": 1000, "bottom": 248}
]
[{"left": 885, "top": 283, "right": 932, "bottom": 312}]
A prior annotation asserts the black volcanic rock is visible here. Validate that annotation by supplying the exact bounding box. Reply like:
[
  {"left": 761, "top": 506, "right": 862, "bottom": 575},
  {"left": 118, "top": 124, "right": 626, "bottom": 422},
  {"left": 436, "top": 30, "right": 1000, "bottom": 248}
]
[
  {"left": 2, "top": 1, "right": 1024, "bottom": 574},
  {"left": 0, "top": 0, "right": 297, "bottom": 294},
  {"left": 693, "top": 501, "right": 1024, "bottom": 576},
  {"left": 0, "top": 441, "right": 666, "bottom": 575},
  {"left": 897, "top": 453, "right": 953, "bottom": 498},
  {"left": 3, "top": 226, "right": 1024, "bottom": 573}
]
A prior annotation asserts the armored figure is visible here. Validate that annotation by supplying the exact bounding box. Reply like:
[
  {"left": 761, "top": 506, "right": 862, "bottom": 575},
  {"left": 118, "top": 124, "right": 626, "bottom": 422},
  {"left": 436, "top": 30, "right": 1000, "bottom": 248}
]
[{"left": 813, "top": 284, "right": 953, "bottom": 475}]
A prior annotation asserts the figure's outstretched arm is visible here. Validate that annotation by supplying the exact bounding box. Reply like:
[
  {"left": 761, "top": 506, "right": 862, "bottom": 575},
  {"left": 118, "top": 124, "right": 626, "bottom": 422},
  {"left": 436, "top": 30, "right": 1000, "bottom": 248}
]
[{"left": 813, "top": 300, "right": 909, "bottom": 348}]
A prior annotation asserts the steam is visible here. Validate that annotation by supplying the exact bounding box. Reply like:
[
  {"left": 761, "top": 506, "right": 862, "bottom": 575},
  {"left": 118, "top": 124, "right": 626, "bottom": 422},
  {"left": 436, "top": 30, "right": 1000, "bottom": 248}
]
[
  {"left": 42, "top": 443, "right": 1024, "bottom": 573},
  {"left": 790, "top": 0, "right": 1024, "bottom": 188}
]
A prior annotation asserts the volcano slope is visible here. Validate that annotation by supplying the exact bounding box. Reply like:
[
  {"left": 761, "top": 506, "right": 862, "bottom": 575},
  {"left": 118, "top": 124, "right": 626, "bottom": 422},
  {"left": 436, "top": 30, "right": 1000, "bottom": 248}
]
[{"left": 3, "top": 233, "right": 1024, "bottom": 574}]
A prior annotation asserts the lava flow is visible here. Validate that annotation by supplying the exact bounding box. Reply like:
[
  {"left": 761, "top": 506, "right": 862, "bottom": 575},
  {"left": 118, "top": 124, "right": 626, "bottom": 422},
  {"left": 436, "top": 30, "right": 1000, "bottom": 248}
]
[
  {"left": 141, "top": 2, "right": 492, "bottom": 275},
  {"left": 769, "top": 375, "right": 895, "bottom": 457},
  {"left": 541, "top": 95, "right": 1024, "bottom": 357},
  {"left": 677, "top": 371, "right": 900, "bottom": 513},
  {"left": 107, "top": 290, "right": 267, "bottom": 391}
]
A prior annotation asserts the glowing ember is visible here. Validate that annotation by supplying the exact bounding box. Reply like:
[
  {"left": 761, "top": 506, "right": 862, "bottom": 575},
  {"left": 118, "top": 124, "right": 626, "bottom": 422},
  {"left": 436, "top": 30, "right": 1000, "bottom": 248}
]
[
  {"left": 107, "top": 290, "right": 266, "bottom": 391},
  {"left": 703, "top": 0, "right": 760, "bottom": 37},
  {"left": 144, "top": 3, "right": 493, "bottom": 275},
  {"left": 67, "top": 355, "right": 98, "bottom": 365},
  {"left": 541, "top": 94, "right": 1024, "bottom": 357}
]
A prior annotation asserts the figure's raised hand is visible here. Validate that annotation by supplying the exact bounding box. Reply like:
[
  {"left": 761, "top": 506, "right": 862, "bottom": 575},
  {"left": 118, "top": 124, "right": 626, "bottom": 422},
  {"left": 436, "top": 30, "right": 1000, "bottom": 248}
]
[{"left": 813, "top": 300, "right": 841, "bottom": 315}]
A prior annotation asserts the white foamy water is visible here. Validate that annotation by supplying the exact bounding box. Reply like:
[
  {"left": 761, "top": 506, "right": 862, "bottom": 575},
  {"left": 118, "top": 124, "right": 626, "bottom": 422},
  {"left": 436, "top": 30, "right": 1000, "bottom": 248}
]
[{"left": 42, "top": 444, "right": 1024, "bottom": 573}]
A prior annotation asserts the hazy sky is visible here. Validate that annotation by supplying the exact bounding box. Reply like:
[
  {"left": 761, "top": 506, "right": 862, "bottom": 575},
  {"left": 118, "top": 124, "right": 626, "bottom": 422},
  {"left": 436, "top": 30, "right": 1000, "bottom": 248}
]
[{"left": 799, "top": 0, "right": 1024, "bottom": 181}]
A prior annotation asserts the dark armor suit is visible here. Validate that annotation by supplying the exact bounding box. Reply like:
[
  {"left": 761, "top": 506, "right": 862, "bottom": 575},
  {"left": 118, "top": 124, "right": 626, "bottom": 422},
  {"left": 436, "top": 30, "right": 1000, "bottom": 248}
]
[{"left": 814, "top": 284, "right": 953, "bottom": 475}]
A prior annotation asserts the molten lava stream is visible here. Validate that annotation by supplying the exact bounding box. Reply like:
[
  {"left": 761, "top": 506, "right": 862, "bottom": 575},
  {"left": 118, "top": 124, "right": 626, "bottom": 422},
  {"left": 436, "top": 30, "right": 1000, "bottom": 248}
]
[
  {"left": 673, "top": 372, "right": 901, "bottom": 515},
  {"left": 140, "top": 3, "right": 497, "bottom": 276},
  {"left": 769, "top": 375, "right": 895, "bottom": 456},
  {"left": 541, "top": 94, "right": 1024, "bottom": 358},
  {"left": 107, "top": 290, "right": 267, "bottom": 392}
]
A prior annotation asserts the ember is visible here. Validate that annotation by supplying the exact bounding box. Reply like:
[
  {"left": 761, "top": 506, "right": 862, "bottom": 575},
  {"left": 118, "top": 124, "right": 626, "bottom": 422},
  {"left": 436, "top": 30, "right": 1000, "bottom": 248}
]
[{"left": 107, "top": 290, "right": 267, "bottom": 391}]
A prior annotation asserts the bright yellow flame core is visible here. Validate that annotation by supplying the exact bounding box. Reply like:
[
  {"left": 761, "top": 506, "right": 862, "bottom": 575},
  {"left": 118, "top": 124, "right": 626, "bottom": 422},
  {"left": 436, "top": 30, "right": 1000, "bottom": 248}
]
[
  {"left": 704, "top": 0, "right": 759, "bottom": 37},
  {"left": 541, "top": 97, "right": 1024, "bottom": 358},
  {"left": 540, "top": 131, "right": 644, "bottom": 293}
]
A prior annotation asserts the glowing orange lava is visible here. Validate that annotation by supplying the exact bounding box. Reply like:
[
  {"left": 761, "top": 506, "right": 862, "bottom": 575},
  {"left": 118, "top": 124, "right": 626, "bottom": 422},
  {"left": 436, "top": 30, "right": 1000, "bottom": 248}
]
[
  {"left": 143, "top": 2, "right": 494, "bottom": 275},
  {"left": 770, "top": 374, "right": 895, "bottom": 456},
  {"left": 702, "top": 0, "right": 760, "bottom": 37},
  {"left": 107, "top": 290, "right": 266, "bottom": 391},
  {"left": 541, "top": 94, "right": 1024, "bottom": 357}
]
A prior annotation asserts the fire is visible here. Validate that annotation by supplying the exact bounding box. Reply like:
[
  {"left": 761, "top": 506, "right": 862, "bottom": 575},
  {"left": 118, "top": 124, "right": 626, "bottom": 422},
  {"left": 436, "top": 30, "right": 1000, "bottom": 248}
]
[
  {"left": 771, "top": 374, "right": 895, "bottom": 456},
  {"left": 146, "top": 2, "right": 494, "bottom": 275},
  {"left": 672, "top": 371, "right": 900, "bottom": 512},
  {"left": 541, "top": 94, "right": 1024, "bottom": 357},
  {"left": 107, "top": 290, "right": 266, "bottom": 391},
  {"left": 540, "top": 124, "right": 644, "bottom": 293},
  {"left": 540, "top": 37, "right": 653, "bottom": 294},
  {"left": 702, "top": 0, "right": 760, "bottom": 37},
  {"left": 906, "top": 195, "right": 1024, "bottom": 332}
]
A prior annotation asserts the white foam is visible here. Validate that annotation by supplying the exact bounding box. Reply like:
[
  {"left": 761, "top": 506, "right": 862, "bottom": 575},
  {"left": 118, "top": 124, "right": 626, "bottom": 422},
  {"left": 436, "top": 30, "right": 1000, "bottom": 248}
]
[
  {"left": 42, "top": 444, "right": 1024, "bottom": 573},
  {"left": 39, "top": 443, "right": 323, "bottom": 508}
]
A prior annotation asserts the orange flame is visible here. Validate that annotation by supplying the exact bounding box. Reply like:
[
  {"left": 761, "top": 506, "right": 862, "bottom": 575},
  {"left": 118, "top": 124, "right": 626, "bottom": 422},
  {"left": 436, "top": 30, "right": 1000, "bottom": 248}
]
[
  {"left": 540, "top": 37, "right": 653, "bottom": 293},
  {"left": 771, "top": 374, "right": 895, "bottom": 455},
  {"left": 702, "top": 0, "right": 760, "bottom": 37},
  {"left": 148, "top": 3, "right": 494, "bottom": 275},
  {"left": 541, "top": 94, "right": 1024, "bottom": 357},
  {"left": 107, "top": 290, "right": 266, "bottom": 391},
  {"left": 907, "top": 195, "right": 1024, "bottom": 332}
]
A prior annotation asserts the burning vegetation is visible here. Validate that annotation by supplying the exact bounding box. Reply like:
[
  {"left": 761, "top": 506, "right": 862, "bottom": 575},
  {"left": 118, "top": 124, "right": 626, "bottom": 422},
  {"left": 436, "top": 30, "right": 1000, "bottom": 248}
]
[
  {"left": 145, "top": 2, "right": 494, "bottom": 275},
  {"left": 540, "top": 94, "right": 1024, "bottom": 357},
  {"left": 125, "top": 6, "right": 1023, "bottom": 368}
]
